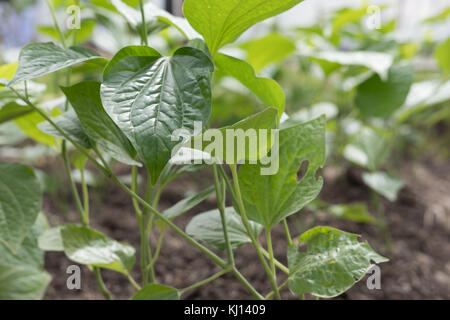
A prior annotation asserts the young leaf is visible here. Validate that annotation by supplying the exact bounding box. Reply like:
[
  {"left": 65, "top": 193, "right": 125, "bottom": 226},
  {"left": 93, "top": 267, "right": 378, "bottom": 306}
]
[
  {"left": 238, "top": 116, "right": 326, "bottom": 229},
  {"left": 15, "top": 111, "right": 58, "bottom": 147},
  {"left": 60, "top": 225, "right": 135, "bottom": 275},
  {"left": 0, "top": 265, "right": 51, "bottom": 300},
  {"left": 0, "top": 162, "right": 42, "bottom": 252},
  {"left": 8, "top": 42, "right": 104, "bottom": 86},
  {"left": 186, "top": 207, "right": 263, "bottom": 251},
  {"left": 355, "top": 63, "right": 414, "bottom": 118},
  {"left": 187, "top": 107, "right": 278, "bottom": 164},
  {"left": 38, "top": 110, "right": 94, "bottom": 149},
  {"left": 288, "top": 226, "right": 388, "bottom": 298},
  {"left": 61, "top": 81, "right": 140, "bottom": 166},
  {"left": 343, "top": 126, "right": 390, "bottom": 171},
  {"left": 183, "top": 0, "right": 305, "bottom": 55},
  {"left": 215, "top": 53, "right": 285, "bottom": 117},
  {"left": 101, "top": 46, "right": 213, "bottom": 183},
  {"left": 132, "top": 284, "right": 180, "bottom": 300},
  {"left": 240, "top": 33, "right": 296, "bottom": 73},
  {"left": 362, "top": 171, "right": 404, "bottom": 201}
]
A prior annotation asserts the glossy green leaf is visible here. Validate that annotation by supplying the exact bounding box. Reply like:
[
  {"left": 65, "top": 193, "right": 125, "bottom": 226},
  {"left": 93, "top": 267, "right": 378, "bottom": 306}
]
[
  {"left": 186, "top": 207, "right": 263, "bottom": 251},
  {"left": 101, "top": 46, "right": 213, "bottom": 183},
  {"left": 132, "top": 284, "right": 180, "bottom": 300},
  {"left": 355, "top": 64, "right": 414, "bottom": 118},
  {"left": 8, "top": 42, "right": 104, "bottom": 86},
  {"left": 288, "top": 226, "right": 388, "bottom": 298},
  {"left": 0, "top": 265, "right": 51, "bottom": 300},
  {"left": 0, "top": 102, "right": 33, "bottom": 124},
  {"left": 183, "top": 0, "right": 304, "bottom": 55},
  {"left": 362, "top": 171, "right": 404, "bottom": 201},
  {"left": 240, "top": 33, "right": 296, "bottom": 73},
  {"left": 215, "top": 53, "right": 285, "bottom": 117},
  {"left": 0, "top": 162, "right": 42, "bottom": 252},
  {"left": 61, "top": 225, "right": 135, "bottom": 275},
  {"left": 187, "top": 107, "right": 278, "bottom": 164},
  {"left": 343, "top": 126, "right": 390, "bottom": 171},
  {"left": 238, "top": 116, "right": 326, "bottom": 228},
  {"left": 62, "top": 81, "right": 140, "bottom": 166},
  {"left": 328, "top": 203, "right": 376, "bottom": 224},
  {"left": 38, "top": 110, "right": 93, "bottom": 149},
  {"left": 434, "top": 38, "right": 450, "bottom": 75}
]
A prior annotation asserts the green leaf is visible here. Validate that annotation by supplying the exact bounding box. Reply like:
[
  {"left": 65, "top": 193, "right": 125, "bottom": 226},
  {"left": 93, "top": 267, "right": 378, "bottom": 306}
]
[
  {"left": 183, "top": 0, "right": 304, "bottom": 55},
  {"left": 434, "top": 38, "right": 450, "bottom": 75},
  {"left": 328, "top": 203, "right": 376, "bottom": 224},
  {"left": 238, "top": 116, "right": 326, "bottom": 228},
  {"left": 38, "top": 110, "right": 94, "bottom": 149},
  {"left": 38, "top": 227, "right": 64, "bottom": 252},
  {"left": 62, "top": 81, "right": 140, "bottom": 166},
  {"left": 343, "top": 126, "right": 390, "bottom": 171},
  {"left": 0, "top": 102, "right": 33, "bottom": 124},
  {"left": 306, "top": 51, "right": 393, "bottom": 80},
  {"left": 14, "top": 111, "right": 58, "bottom": 147},
  {"left": 215, "top": 53, "right": 285, "bottom": 117},
  {"left": 288, "top": 226, "right": 388, "bottom": 298},
  {"left": 8, "top": 42, "right": 104, "bottom": 86},
  {"left": 240, "top": 33, "right": 296, "bottom": 73},
  {"left": 0, "top": 213, "right": 48, "bottom": 269},
  {"left": 162, "top": 186, "right": 215, "bottom": 220},
  {"left": 0, "top": 62, "right": 18, "bottom": 86},
  {"left": 101, "top": 46, "right": 213, "bottom": 183},
  {"left": 355, "top": 63, "right": 414, "bottom": 118},
  {"left": 187, "top": 107, "right": 278, "bottom": 164},
  {"left": 132, "top": 284, "right": 180, "bottom": 300},
  {"left": 362, "top": 171, "right": 404, "bottom": 201},
  {"left": 0, "top": 162, "right": 43, "bottom": 252},
  {"left": 61, "top": 225, "right": 135, "bottom": 275},
  {"left": 186, "top": 207, "right": 263, "bottom": 251},
  {"left": 0, "top": 265, "right": 51, "bottom": 300}
]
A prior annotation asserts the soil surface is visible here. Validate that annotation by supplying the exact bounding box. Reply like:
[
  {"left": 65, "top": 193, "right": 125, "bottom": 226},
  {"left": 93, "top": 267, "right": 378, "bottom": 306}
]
[{"left": 42, "top": 155, "right": 450, "bottom": 300}]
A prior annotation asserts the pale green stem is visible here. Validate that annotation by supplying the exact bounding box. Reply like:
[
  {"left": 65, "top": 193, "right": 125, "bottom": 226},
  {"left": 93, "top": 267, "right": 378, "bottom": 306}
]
[
  {"left": 180, "top": 268, "right": 231, "bottom": 296},
  {"left": 282, "top": 219, "right": 294, "bottom": 247},
  {"left": 138, "top": 0, "right": 148, "bottom": 46},
  {"left": 264, "top": 280, "right": 288, "bottom": 300},
  {"left": 266, "top": 228, "right": 280, "bottom": 300}
]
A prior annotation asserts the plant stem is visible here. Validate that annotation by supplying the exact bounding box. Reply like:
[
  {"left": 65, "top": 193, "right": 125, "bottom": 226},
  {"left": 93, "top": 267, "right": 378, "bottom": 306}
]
[
  {"left": 127, "top": 273, "right": 142, "bottom": 291},
  {"left": 62, "top": 142, "right": 87, "bottom": 225},
  {"left": 260, "top": 248, "right": 289, "bottom": 275},
  {"left": 213, "top": 164, "right": 234, "bottom": 265},
  {"left": 138, "top": 0, "right": 148, "bottom": 46},
  {"left": 80, "top": 169, "right": 90, "bottom": 226},
  {"left": 282, "top": 219, "right": 294, "bottom": 246},
  {"left": 265, "top": 228, "right": 281, "bottom": 300},
  {"left": 45, "top": 0, "right": 66, "bottom": 48},
  {"left": 229, "top": 164, "right": 280, "bottom": 299},
  {"left": 180, "top": 268, "right": 230, "bottom": 295},
  {"left": 131, "top": 166, "right": 142, "bottom": 217},
  {"left": 147, "top": 228, "right": 165, "bottom": 269},
  {"left": 264, "top": 280, "right": 288, "bottom": 300},
  {"left": 371, "top": 190, "right": 392, "bottom": 252},
  {"left": 93, "top": 267, "right": 112, "bottom": 300}
]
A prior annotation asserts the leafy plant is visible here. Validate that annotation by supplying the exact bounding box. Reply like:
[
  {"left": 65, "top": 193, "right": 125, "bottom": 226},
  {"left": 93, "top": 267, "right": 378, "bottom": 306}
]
[{"left": 0, "top": 0, "right": 388, "bottom": 300}]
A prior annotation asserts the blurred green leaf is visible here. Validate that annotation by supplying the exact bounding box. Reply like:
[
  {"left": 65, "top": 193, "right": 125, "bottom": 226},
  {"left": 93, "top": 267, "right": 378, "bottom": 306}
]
[{"left": 362, "top": 171, "right": 404, "bottom": 201}]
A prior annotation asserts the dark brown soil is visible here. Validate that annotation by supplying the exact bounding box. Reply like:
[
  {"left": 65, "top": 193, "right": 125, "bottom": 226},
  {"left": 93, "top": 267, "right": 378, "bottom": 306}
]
[{"left": 42, "top": 155, "right": 450, "bottom": 300}]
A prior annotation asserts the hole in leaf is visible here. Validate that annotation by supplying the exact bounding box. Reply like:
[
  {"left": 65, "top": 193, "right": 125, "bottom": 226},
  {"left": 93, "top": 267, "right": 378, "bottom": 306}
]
[{"left": 297, "top": 160, "right": 310, "bottom": 183}]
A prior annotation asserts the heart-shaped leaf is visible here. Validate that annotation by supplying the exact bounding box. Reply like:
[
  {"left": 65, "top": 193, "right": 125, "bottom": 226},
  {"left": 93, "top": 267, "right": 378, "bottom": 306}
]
[
  {"left": 101, "top": 46, "right": 213, "bottom": 183},
  {"left": 8, "top": 42, "right": 104, "bottom": 86},
  {"left": 288, "top": 226, "right": 388, "bottom": 298},
  {"left": 183, "top": 0, "right": 305, "bottom": 55},
  {"left": 238, "top": 116, "right": 326, "bottom": 229}
]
